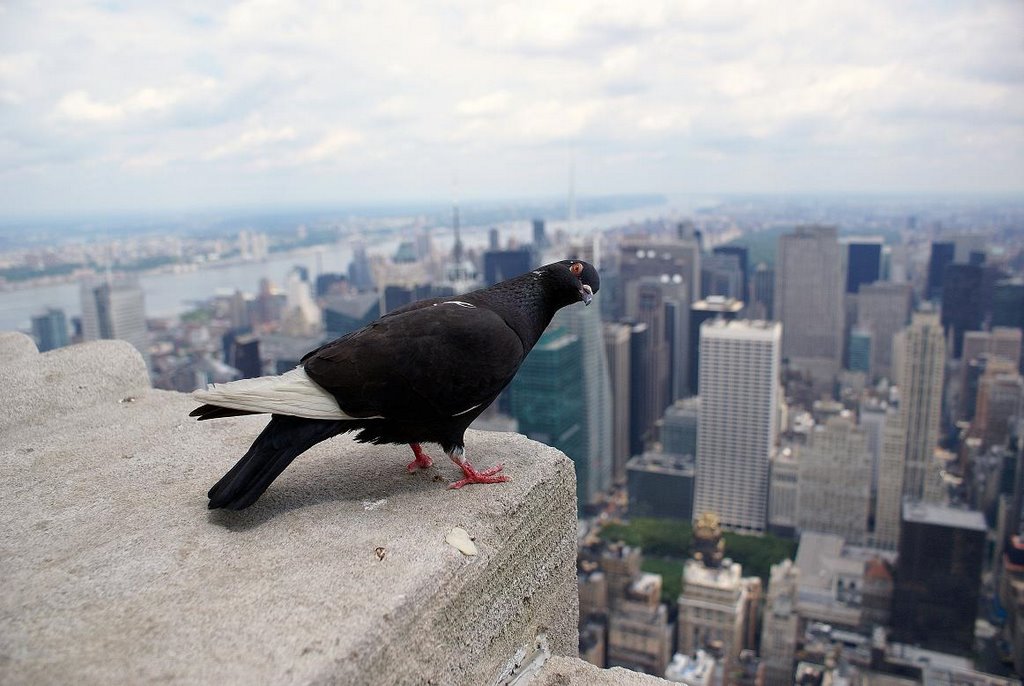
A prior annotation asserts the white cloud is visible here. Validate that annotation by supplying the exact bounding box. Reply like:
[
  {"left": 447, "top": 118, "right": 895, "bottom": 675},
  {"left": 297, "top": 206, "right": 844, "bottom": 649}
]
[{"left": 0, "top": 0, "right": 1021, "bottom": 214}]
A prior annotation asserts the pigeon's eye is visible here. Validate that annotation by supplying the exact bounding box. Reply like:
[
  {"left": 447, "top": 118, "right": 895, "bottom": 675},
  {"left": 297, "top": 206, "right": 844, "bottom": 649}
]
[{"left": 570, "top": 262, "right": 583, "bottom": 276}]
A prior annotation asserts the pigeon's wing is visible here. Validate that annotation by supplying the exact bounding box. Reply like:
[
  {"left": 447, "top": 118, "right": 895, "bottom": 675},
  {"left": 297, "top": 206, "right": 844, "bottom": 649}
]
[
  {"left": 302, "top": 302, "right": 525, "bottom": 420},
  {"left": 299, "top": 296, "right": 452, "bottom": 363}
]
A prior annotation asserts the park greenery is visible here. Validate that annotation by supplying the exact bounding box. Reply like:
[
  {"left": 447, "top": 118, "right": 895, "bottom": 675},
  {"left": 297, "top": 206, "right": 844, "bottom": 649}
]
[{"left": 598, "top": 516, "right": 797, "bottom": 603}]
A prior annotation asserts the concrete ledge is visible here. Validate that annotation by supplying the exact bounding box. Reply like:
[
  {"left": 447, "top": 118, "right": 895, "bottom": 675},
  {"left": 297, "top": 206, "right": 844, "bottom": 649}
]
[
  {"left": 0, "top": 339, "right": 150, "bottom": 434},
  {"left": 0, "top": 331, "right": 39, "bottom": 364},
  {"left": 531, "top": 656, "right": 671, "bottom": 685},
  {"left": 0, "top": 336, "right": 579, "bottom": 685}
]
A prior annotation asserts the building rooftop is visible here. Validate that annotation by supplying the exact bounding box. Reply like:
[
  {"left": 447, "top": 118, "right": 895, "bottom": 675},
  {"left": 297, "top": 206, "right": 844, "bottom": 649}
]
[
  {"left": 901, "top": 500, "right": 986, "bottom": 532},
  {"left": 626, "top": 451, "right": 695, "bottom": 476},
  {"left": 700, "top": 318, "right": 781, "bottom": 339}
]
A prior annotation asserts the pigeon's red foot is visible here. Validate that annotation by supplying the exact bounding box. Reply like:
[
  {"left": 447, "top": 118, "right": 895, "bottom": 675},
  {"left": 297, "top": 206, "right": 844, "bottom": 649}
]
[
  {"left": 449, "top": 461, "right": 510, "bottom": 489},
  {"left": 406, "top": 443, "right": 434, "bottom": 473}
]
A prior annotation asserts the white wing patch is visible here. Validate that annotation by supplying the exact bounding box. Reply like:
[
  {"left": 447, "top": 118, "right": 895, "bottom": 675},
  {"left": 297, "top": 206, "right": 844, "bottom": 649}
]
[
  {"left": 439, "top": 300, "right": 475, "bottom": 308},
  {"left": 192, "top": 366, "right": 379, "bottom": 420}
]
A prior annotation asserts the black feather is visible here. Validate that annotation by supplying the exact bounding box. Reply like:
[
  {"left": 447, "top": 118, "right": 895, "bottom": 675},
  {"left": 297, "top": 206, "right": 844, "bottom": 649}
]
[{"left": 207, "top": 415, "right": 346, "bottom": 510}]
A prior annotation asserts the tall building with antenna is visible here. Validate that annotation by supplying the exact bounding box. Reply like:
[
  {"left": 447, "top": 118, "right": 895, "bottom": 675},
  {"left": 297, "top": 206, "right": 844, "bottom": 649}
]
[{"left": 443, "top": 184, "right": 477, "bottom": 291}]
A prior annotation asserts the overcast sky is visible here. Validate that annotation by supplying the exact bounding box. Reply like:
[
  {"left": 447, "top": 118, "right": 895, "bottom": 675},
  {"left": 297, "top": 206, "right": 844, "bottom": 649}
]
[{"left": 1, "top": 1, "right": 1022, "bottom": 217}]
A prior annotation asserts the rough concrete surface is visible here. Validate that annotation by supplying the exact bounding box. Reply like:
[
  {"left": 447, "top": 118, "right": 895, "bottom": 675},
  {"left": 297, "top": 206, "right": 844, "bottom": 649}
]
[
  {"left": 0, "top": 331, "right": 38, "bottom": 365},
  {"left": 532, "top": 656, "right": 672, "bottom": 685},
  {"left": 0, "top": 337, "right": 579, "bottom": 685}
]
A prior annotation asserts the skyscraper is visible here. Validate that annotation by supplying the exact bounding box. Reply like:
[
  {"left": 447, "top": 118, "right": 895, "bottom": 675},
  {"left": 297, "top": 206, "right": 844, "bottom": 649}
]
[
  {"left": 617, "top": 236, "right": 700, "bottom": 319},
  {"left": 531, "top": 218, "right": 548, "bottom": 249},
  {"left": 874, "top": 312, "right": 945, "bottom": 549},
  {"left": 797, "top": 415, "right": 872, "bottom": 544},
  {"left": 625, "top": 276, "right": 688, "bottom": 418},
  {"left": 694, "top": 320, "right": 781, "bottom": 533},
  {"left": 926, "top": 241, "right": 955, "bottom": 302},
  {"left": 844, "top": 237, "right": 883, "bottom": 294},
  {"left": 604, "top": 323, "right": 633, "bottom": 482},
  {"left": 775, "top": 226, "right": 843, "bottom": 381},
  {"left": 994, "top": 278, "right": 1024, "bottom": 331},
  {"left": 750, "top": 263, "right": 775, "bottom": 320},
  {"left": 856, "top": 281, "right": 912, "bottom": 381},
  {"left": 80, "top": 278, "right": 148, "bottom": 364},
  {"left": 659, "top": 397, "right": 699, "bottom": 456},
  {"left": 553, "top": 302, "right": 614, "bottom": 504},
  {"left": 972, "top": 360, "right": 1024, "bottom": 450},
  {"left": 846, "top": 327, "right": 871, "bottom": 375},
  {"left": 30, "top": 308, "right": 69, "bottom": 352},
  {"left": 712, "top": 245, "right": 749, "bottom": 303},
  {"left": 892, "top": 502, "right": 985, "bottom": 656},
  {"left": 628, "top": 322, "right": 653, "bottom": 457},
  {"left": 482, "top": 248, "right": 534, "bottom": 286},
  {"left": 688, "top": 297, "right": 743, "bottom": 396},
  {"left": 941, "top": 263, "right": 984, "bottom": 358},
  {"left": 701, "top": 252, "right": 743, "bottom": 300},
  {"left": 510, "top": 328, "right": 589, "bottom": 507}
]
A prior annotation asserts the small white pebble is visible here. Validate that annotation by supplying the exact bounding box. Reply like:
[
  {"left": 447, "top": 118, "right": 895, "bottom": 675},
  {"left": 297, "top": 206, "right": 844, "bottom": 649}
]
[{"left": 445, "top": 527, "right": 478, "bottom": 556}]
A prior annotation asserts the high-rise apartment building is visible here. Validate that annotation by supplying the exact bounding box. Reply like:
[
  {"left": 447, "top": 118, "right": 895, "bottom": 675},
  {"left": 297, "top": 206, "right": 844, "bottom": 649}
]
[
  {"left": 688, "top": 296, "right": 743, "bottom": 396},
  {"left": 775, "top": 226, "right": 843, "bottom": 381},
  {"left": 694, "top": 320, "right": 781, "bottom": 533},
  {"left": 873, "top": 312, "right": 945, "bottom": 549},
  {"left": 30, "top": 308, "right": 69, "bottom": 352},
  {"left": 797, "top": 415, "right": 872, "bottom": 544},
  {"left": 856, "top": 281, "right": 912, "bottom": 381},
  {"left": 80, "top": 278, "right": 149, "bottom": 364}
]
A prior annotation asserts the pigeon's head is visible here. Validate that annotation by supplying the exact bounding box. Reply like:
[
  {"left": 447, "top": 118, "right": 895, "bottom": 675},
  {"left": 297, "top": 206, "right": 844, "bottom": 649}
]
[{"left": 544, "top": 259, "right": 601, "bottom": 307}]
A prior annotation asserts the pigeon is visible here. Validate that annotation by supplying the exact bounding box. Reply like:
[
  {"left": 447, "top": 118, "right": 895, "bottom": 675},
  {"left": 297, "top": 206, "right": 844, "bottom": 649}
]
[{"left": 191, "top": 259, "right": 600, "bottom": 510}]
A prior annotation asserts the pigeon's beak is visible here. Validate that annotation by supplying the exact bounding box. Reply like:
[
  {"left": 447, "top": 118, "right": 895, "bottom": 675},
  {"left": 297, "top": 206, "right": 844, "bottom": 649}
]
[{"left": 580, "top": 284, "right": 594, "bottom": 306}]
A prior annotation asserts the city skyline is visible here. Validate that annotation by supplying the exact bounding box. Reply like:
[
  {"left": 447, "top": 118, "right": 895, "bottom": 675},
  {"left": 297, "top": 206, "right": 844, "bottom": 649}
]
[{"left": 1, "top": 2, "right": 1022, "bottom": 217}]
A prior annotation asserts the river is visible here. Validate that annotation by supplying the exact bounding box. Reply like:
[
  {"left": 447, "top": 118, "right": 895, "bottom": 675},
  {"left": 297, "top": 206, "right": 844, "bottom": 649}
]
[{"left": 0, "top": 198, "right": 708, "bottom": 332}]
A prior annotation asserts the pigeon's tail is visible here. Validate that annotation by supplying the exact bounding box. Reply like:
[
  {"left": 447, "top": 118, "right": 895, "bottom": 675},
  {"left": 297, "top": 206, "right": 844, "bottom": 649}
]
[
  {"left": 207, "top": 415, "right": 347, "bottom": 510},
  {"left": 191, "top": 366, "right": 365, "bottom": 421}
]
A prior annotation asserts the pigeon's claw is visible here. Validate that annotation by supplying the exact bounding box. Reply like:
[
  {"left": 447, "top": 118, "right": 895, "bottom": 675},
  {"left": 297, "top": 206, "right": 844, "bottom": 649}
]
[
  {"left": 449, "top": 462, "right": 509, "bottom": 489},
  {"left": 406, "top": 442, "right": 434, "bottom": 472},
  {"left": 446, "top": 447, "right": 509, "bottom": 489}
]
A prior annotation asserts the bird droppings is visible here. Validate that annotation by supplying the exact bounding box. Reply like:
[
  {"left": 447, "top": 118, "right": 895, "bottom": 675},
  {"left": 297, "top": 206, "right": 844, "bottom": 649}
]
[
  {"left": 374, "top": 547, "right": 386, "bottom": 561},
  {"left": 362, "top": 498, "right": 387, "bottom": 511},
  {"left": 445, "top": 527, "right": 478, "bottom": 556}
]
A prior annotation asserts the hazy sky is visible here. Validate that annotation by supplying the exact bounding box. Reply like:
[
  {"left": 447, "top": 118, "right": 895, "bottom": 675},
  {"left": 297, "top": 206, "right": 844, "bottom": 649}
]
[{"left": 1, "top": 1, "right": 1022, "bottom": 216}]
